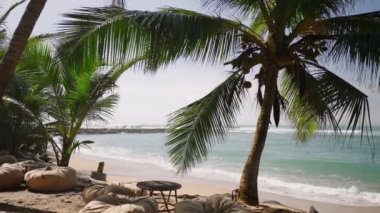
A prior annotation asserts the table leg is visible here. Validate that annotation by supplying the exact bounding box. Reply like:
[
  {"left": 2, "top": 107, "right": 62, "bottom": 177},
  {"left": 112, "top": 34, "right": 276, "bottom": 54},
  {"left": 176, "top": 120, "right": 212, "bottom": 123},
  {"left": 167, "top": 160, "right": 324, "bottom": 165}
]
[
  {"left": 175, "top": 190, "right": 178, "bottom": 203},
  {"left": 160, "top": 190, "right": 170, "bottom": 212}
]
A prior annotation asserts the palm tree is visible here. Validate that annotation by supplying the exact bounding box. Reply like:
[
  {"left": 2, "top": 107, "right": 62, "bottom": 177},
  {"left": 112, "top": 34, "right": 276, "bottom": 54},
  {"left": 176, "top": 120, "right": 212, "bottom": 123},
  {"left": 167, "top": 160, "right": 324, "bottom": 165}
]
[
  {"left": 0, "top": 1, "right": 48, "bottom": 157},
  {"left": 22, "top": 39, "right": 139, "bottom": 166},
  {"left": 0, "top": 0, "right": 47, "bottom": 100},
  {"left": 2, "top": 36, "right": 139, "bottom": 165},
  {"left": 57, "top": 1, "right": 379, "bottom": 205}
]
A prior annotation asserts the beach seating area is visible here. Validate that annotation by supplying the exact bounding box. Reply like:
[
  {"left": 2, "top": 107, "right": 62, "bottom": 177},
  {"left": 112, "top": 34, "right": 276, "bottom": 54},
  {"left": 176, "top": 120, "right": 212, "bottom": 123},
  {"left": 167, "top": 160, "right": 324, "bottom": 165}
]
[{"left": 0, "top": 154, "right": 308, "bottom": 213}]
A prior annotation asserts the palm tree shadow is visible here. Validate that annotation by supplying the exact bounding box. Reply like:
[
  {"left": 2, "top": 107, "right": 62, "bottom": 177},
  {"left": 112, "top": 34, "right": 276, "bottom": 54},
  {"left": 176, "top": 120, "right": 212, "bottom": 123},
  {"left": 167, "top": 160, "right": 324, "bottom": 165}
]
[{"left": 0, "top": 203, "right": 55, "bottom": 213}]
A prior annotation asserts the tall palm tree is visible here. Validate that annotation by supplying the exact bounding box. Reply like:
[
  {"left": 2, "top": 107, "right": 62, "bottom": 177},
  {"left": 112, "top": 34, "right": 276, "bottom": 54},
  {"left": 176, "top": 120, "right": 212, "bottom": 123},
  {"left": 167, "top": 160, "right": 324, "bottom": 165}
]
[
  {"left": 57, "top": 1, "right": 380, "bottom": 205},
  {"left": 0, "top": 0, "right": 47, "bottom": 100},
  {"left": 0, "top": 0, "right": 48, "bottom": 157}
]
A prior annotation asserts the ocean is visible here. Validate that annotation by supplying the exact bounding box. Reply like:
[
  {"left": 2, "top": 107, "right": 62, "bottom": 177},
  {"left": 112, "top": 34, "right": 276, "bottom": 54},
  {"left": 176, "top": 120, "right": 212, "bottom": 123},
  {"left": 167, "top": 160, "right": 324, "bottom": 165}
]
[{"left": 77, "top": 126, "right": 380, "bottom": 206}]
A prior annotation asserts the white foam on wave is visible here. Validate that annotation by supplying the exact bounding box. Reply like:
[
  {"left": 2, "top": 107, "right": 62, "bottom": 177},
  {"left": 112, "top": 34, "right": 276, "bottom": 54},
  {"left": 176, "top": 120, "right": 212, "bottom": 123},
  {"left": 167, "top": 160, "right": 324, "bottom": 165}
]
[
  {"left": 258, "top": 176, "right": 380, "bottom": 206},
  {"left": 80, "top": 146, "right": 175, "bottom": 171},
  {"left": 229, "top": 127, "right": 380, "bottom": 136}
]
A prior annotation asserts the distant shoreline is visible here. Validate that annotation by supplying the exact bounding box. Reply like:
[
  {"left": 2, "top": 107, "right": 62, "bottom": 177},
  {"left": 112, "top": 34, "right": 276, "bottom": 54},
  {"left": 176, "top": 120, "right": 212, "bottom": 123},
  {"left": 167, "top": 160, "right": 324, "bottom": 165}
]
[{"left": 79, "top": 128, "right": 167, "bottom": 134}]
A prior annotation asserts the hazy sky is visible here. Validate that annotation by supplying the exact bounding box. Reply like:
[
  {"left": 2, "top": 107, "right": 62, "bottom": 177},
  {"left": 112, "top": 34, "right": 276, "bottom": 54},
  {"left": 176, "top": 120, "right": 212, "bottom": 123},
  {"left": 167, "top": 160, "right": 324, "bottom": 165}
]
[{"left": 2, "top": 0, "right": 380, "bottom": 126}]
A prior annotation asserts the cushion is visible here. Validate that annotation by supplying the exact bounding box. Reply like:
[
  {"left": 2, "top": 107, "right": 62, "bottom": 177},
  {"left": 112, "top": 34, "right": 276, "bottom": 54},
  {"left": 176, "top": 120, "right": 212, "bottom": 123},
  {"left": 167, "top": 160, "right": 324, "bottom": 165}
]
[
  {"left": 175, "top": 195, "right": 249, "bottom": 213},
  {"left": 79, "top": 193, "right": 158, "bottom": 213},
  {"left": 0, "top": 163, "right": 24, "bottom": 190},
  {"left": 25, "top": 166, "right": 77, "bottom": 192},
  {"left": 83, "top": 183, "right": 142, "bottom": 203}
]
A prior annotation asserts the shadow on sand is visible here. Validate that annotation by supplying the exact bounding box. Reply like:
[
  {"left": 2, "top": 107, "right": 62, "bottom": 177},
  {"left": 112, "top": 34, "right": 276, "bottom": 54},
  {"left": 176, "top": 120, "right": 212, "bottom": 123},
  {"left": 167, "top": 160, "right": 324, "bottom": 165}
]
[{"left": 0, "top": 203, "right": 55, "bottom": 213}]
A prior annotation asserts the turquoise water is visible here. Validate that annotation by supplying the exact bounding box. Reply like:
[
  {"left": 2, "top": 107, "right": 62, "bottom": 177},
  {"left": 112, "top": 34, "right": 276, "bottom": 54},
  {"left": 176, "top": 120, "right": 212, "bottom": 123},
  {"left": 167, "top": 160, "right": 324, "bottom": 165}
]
[{"left": 77, "top": 126, "right": 380, "bottom": 206}]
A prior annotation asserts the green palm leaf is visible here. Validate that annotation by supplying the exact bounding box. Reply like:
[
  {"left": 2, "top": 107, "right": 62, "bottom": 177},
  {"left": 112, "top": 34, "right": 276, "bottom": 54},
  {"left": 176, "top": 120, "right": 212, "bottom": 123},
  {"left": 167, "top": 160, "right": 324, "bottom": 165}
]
[
  {"left": 282, "top": 65, "right": 339, "bottom": 142},
  {"left": 199, "top": 0, "right": 261, "bottom": 19},
  {"left": 166, "top": 71, "right": 246, "bottom": 173},
  {"left": 282, "top": 61, "right": 373, "bottom": 154},
  {"left": 57, "top": 7, "right": 148, "bottom": 68},
  {"left": 0, "top": 0, "right": 26, "bottom": 45},
  {"left": 57, "top": 6, "right": 262, "bottom": 71}
]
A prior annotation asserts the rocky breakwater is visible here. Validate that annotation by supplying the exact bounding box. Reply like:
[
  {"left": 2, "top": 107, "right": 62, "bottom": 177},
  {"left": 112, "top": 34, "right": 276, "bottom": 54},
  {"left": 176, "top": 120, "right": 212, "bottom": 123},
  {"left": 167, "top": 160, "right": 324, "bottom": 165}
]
[{"left": 79, "top": 128, "right": 167, "bottom": 134}]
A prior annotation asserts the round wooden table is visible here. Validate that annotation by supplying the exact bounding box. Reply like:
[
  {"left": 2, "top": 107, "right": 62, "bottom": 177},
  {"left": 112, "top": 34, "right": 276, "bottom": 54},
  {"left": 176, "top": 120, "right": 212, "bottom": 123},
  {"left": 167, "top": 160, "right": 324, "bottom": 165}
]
[{"left": 137, "top": 180, "right": 181, "bottom": 212}]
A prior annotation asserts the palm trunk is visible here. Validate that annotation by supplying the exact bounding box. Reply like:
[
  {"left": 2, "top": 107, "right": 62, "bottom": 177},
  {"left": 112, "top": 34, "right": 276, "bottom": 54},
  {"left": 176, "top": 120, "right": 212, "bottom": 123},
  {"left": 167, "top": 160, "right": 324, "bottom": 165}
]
[
  {"left": 59, "top": 153, "right": 71, "bottom": 167},
  {"left": 238, "top": 67, "right": 278, "bottom": 206},
  {"left": 0, "top": 0, "right": 47, "bottom": 100},
  {"left": 59, "top": 138, "right": 71, "bottom": 167}
]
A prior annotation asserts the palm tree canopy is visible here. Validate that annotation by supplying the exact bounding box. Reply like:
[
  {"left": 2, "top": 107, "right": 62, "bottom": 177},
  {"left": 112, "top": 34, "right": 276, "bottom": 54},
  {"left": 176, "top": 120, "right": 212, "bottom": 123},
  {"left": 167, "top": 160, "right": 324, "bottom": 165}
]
[
  {"left": 7, "top": 37, "right": 140, "bottom": 164},
  {"left": 57, "top": 0, "right": 380, "bottom": 172}
]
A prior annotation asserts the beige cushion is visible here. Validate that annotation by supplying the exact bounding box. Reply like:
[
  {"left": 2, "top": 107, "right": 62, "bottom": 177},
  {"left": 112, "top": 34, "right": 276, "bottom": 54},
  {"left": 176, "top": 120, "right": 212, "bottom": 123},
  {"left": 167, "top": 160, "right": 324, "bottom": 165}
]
[
  {"left": 25, "top": 166, "right": 77, "bottom": 192},
  {"left": 79, "top": 193, "right": 158, "bottom": 213},
  {"left": 174, "top": 199, "right": 206, "bottom": 213},
  {"left": 0, "top": 155, "right": 18, "bottom": 166},
  {"left": 102, "top": 196, "right": 157, "bottom": 213},
  {"left": 83, "top": 183, "right": 142, "bottom": 204},
  {"left": 103, "top": 204, "right": 145, "bottom": 213},
  {"left": 175, "top": 195, "right": 249, "bottom": 213},
  {"left": 79, "top": 200, "right": 113, "bottom": 213},
  {"left": 0, "top": 163, "right": 24, "bottom": 190},
  {"left": 113, "top": 182, "right": 147, "bottom": 196},
  {"left": 83, "top": 184, "right": 110, "bottom": 204}
]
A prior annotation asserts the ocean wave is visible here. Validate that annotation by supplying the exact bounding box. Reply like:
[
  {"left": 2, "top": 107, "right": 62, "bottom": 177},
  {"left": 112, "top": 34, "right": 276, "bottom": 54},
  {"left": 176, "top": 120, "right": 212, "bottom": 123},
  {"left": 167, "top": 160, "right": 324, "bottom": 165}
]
[
  {"left": 229, "top": 127, "right": 380, "bottom": 136},
  {"left": 80, "top": 146, "right": 175, "bottom": 171},
  {"left": 78, "top": 143, "right": 380, "bottom": 206},
  {"left": 186, "top": 166, "right": 380, "bottom": 206},
  {"left": 259, "top": 176, "right": 380, "bottom": 206}
]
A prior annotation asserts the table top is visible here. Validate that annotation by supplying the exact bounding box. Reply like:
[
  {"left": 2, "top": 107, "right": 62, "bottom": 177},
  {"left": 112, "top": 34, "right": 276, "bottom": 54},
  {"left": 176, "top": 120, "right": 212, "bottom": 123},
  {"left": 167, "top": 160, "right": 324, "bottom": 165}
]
[{"left": 137, "top": 180, "right": 182, "bottom": 191}]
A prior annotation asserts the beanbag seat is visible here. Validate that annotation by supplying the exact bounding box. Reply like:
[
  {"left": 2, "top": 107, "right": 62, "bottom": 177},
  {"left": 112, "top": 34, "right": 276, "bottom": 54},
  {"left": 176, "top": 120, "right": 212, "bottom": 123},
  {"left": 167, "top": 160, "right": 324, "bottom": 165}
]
[
  {"left": 83, "top": 184, "right": 110, "bottom": 204},
  {"left": 25, "top": 166, "right": 77, "bottom": 192},
  {"left": 174, "top": 199, "right": 206, "bottom": 212},
  {"left": 83, "top": 183, "right": 143, "bottom": 203},
  {"left": 0, "top": 155, "right": 18, "bottom": 166},
  {"left": 79, "top": 200, "right": 113, "bottom": 213},
  {"left": 102, "top": 204, "right": 145, "bottom": 213},
  {"left": 12, "top": 160, "right": 38, "bottom": 170},
  {"left": 175, "top": 195, "right": 249, "bottom": 213},
  {"left": 0, "top": 163, "right": 24, "bottom": 190},
  {"left": 79, "top": 193, "right": 158, "bottom": 213}
]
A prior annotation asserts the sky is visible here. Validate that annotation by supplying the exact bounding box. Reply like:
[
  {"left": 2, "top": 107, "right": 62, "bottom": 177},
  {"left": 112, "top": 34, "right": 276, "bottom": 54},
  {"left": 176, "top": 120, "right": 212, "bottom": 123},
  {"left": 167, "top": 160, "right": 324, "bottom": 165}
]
[{"left": 1, "top": 0, "right": 380, "bottom": 127}]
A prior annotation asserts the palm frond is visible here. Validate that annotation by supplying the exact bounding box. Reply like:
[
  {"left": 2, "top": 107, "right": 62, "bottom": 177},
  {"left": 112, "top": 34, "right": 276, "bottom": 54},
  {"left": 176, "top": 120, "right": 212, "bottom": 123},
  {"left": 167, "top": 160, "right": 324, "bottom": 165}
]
[
  {"left": 305, "top": 62, "right": 372, "bottom": 138},
  {"left": 110, "top": 0, "right": 126, "bottom": 8},
  {"left": 291, "top": 0, "right": 354, "bottom": 19},
  {"left": 282, "top": 65, "right": 339, "bottom": 142},
  {"left": 57, "top": 7, "right": 148, "bottom": 69},
  {"left": 166, "top": 71, "right": 246, "bottom": 173},
  {"left": 322, "top": 12, "right": 380, "bottom": 83},
  {"left": 282, "top": 61, "right": 374, "bottom": 154},
  {"left": 0, "top": 0, "right": 26, "bottom": 45},
  {"left": 0, "top": 0, "right": 26, "bottom": 24},
  {"left": 290, "top": 11, "right": 380, "bottom": 86},
  {"left": 85, "top": 94, "right": 119, "bottom": 123},
  {"left": 199, "top": 0, "right": 261, "bottom": 19},
  {"left": 57, "top": 7, "right": 262, "bottom": 71}
]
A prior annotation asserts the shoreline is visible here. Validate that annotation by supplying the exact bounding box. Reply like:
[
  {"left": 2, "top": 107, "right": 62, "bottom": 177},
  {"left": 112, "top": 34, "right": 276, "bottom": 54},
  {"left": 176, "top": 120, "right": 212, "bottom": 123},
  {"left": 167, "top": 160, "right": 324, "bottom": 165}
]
[{"left": 69, "top": 153, "right": 380, "bottom": 213}]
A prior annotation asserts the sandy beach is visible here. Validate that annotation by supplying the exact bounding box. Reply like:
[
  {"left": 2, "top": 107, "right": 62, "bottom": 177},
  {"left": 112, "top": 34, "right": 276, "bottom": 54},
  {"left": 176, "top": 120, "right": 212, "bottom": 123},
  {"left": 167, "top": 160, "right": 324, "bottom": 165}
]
[
  {"left": 68, "top": 153, "right": 380, "bottom": 213},
  {"left": 0, "top": 152, "right": 379, "bottom": 212}
]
